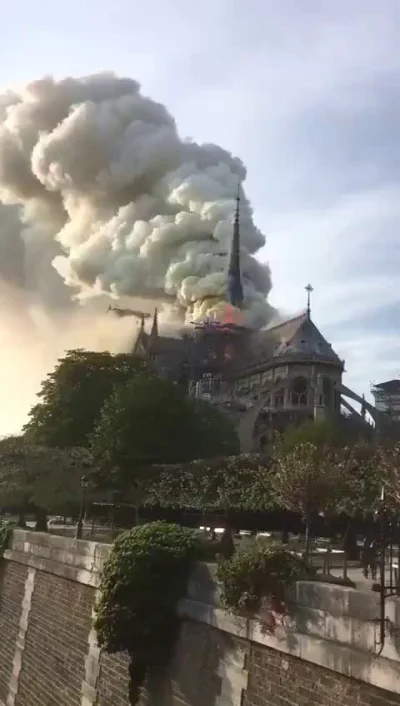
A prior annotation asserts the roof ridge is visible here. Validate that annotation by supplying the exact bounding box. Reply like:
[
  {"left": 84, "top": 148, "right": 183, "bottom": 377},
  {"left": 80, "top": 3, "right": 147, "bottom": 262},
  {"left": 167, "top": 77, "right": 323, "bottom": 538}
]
[{"left": 265, "top": 311, "right": 308, "bottom": 334}]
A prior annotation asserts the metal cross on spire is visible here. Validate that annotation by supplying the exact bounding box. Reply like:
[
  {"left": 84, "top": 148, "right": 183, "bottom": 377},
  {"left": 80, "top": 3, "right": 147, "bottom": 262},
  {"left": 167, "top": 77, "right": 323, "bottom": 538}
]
[{"left": 305, "top": 283, "right": 313, "bottom": 318}]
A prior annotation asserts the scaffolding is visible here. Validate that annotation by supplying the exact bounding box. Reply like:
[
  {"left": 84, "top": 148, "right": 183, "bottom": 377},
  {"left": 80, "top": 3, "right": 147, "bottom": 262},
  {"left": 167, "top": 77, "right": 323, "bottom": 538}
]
[{"left": 371, "top": 380, "right": 400, "bottom": 420}]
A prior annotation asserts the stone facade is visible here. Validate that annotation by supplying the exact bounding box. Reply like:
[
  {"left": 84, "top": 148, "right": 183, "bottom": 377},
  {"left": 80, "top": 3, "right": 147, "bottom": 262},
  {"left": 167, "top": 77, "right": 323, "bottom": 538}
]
[{"left": 1, "top": 530, "right": 400, "bottom": 706}]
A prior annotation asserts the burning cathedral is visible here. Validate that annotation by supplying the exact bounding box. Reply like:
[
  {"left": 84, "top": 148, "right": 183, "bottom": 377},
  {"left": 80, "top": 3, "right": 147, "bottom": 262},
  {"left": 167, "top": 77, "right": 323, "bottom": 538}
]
[{"left": 120, "top": 192, "right": 374, "bottom": 452}]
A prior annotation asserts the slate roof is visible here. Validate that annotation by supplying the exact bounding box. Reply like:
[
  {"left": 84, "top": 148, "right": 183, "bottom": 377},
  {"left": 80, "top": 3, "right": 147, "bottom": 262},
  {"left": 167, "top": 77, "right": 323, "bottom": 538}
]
[
  {"left": 269, "top": 313, "right": 341, "bottom": 363},
  {"left": 131, "top": 311, "right": 343, "bottom": 377},
  {"left": 237, "top": 312, "right": 342, "bottom": 372}
]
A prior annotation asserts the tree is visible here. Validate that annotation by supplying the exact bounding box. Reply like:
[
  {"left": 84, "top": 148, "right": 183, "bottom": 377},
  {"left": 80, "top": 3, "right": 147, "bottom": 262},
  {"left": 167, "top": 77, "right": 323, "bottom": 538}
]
[
  {"left": 271, "top": 441, "right": 345, "bottom": 556},
  {"left": 191, "top": 399, "right": 241, "bottom": 458},
  {"left": 24, "top": 350, "right": 152, "bottom": 448},
  {"left": 0, "top": 436, "right": 91, "bottom": 530},
  {"left": 145, "top": 454, "right": 274, "bottom": 512},
  {"left": 336, "top": 442, "right": 381, "bottom": 517},
  {"left": 90, "top": 376, "right": 239, "bottom": 519},
  {"left": 279, "top": 418, "right": 372, "bottom": 455},
  {"left": 375, "top": 443, "right": 400, "bottom": 510}
]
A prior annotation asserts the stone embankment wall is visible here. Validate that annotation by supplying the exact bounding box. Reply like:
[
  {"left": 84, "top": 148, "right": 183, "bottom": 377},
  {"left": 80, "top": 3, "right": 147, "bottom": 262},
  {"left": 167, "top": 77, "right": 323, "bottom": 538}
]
[{"left": 1, "top": 530, "right": 400, "bottom": 706}]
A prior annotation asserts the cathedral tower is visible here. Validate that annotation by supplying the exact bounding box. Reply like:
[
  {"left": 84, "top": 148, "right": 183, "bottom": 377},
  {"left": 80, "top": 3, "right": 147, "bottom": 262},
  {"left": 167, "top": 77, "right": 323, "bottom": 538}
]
[{"left": 227, "top": 186, "right": 244, "bottom": 309}]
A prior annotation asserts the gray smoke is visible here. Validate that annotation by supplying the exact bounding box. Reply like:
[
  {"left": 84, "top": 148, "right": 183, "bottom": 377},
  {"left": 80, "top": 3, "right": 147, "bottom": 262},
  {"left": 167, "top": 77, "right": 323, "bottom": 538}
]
[{"left": 0, "top": 72, "right": 272, "bottom": 325}]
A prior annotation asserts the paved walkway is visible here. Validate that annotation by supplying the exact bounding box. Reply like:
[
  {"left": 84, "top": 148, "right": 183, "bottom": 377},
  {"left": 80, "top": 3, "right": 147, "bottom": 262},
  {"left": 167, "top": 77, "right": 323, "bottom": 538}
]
[{"left": 324, "top": 564, "right": 399, "bottom": 592}]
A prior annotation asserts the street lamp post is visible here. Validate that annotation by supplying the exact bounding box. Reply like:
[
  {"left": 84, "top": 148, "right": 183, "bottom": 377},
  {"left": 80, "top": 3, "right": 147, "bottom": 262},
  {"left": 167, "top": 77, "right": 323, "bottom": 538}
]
[
  {"left": 373, "top": 484, "right": 392, "bottom": 652},
  {"left": 76, "top": 475, "right": 89, "bottom": 540}
]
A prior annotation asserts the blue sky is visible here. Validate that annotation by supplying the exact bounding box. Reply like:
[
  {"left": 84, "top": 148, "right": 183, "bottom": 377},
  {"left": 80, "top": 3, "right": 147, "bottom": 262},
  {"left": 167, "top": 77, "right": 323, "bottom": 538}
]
[{"left": 1, "top": 0, "right": 399, "bottom": 401}]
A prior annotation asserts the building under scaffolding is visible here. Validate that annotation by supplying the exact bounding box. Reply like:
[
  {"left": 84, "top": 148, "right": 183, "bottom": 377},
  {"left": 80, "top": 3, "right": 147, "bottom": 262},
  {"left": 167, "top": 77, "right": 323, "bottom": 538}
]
[{"left": 372, "top": 380, "right": 400, "bottom": 422}]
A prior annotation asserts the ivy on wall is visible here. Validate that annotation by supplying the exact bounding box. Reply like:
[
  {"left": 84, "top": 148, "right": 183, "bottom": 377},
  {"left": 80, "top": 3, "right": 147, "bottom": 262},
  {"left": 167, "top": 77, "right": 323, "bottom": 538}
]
[
  {"left": 0, "top": 522, "right": 13, "bottom": 557},
  {"left": 94, "top": 521, "right": 199, "bottom": 704},
  {"left": 217, "top": 543, "right": 314, "bottom": 633}
]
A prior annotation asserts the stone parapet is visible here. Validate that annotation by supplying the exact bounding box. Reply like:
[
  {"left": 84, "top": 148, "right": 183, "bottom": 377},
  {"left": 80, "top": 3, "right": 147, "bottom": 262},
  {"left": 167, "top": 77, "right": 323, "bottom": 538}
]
[
  {"left": 183, "top": 567, "right": 400, "bottom": 696},
  {"left": 3, "top": 529, "right": 400, "bottom": 703},
  {"left": 4, "top": 529, "right": 111, "bottom": 587}
]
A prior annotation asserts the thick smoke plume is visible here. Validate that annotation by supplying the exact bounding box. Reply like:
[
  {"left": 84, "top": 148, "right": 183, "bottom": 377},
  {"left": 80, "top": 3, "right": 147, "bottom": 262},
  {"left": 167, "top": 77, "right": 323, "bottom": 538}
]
[
  {"left": 0, "top": 73, "right": 273, "bottom": 433},
  {"left": 0, "top": 72, "right": 272, "bottom": 324}
]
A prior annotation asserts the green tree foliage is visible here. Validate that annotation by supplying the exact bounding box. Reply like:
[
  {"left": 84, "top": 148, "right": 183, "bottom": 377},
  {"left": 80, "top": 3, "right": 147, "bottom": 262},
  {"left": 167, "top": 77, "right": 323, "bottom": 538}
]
[
  {"left": 374, "top": 442, "right": 400, "bottom": 511},
  {"left": 0, "top": 436, "right": 91, "bottom": 525},
  {"left": 279, "top": 418, "right": 371, "bottom": 454},
  {"left": 94, "top": 522, "right": 198, "bottom": 704},
  {"left": 145, "top": 454, "right": 274, "bottom": 511},
  {"left": 24, "top": 350, "right": 152, "bottom": 448},
  {"left": 190, "top": 399, "right": 240, "bottom": 458},
  {"left": 0, "top": 521, "right": 13, "bottom": 556},
  {"left": 90, "top": 376, "right": 239, "bottom": 493},
  {"left": 336, "top": 442, "right": 381, "bottom": 517},
  {"left": 271, "top": 441, "right": 346, "bottom": 555}
]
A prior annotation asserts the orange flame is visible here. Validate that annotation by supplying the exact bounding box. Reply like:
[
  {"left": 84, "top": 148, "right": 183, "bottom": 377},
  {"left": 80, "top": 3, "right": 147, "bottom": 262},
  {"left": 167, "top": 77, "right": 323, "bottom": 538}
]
[{"left": 220, "top": 303, "right": 245, "bottom": 326}]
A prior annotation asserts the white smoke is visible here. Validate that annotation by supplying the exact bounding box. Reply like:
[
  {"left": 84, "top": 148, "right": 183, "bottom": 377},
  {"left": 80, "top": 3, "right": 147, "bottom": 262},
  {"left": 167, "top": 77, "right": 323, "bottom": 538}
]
[
  {"left": 0, "top": 72, "right": 272, "bottom": 325},
  {"left": 0, "top": 73, "right": 273, "bottom": 433}
]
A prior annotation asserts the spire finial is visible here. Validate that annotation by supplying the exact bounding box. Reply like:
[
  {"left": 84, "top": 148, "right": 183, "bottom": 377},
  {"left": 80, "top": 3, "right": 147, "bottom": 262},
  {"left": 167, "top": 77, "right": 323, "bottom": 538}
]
[
  {"left": 305, "top": 283, "right": 313, "bottom": 318},
  {"left": 227, "top": 182, "right": 244, "bottom": 309},
  {"left": 150, "top": 307, "right": 158, "bottom": 341}
]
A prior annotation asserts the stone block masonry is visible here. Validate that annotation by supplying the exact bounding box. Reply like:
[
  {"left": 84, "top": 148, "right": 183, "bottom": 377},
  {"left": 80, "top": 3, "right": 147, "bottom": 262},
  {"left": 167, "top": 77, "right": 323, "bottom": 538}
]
[
  {"left": 0, "top": 561, "right": 27, "bottom": 705},
  {"left": 1, "top": 531, "right": 400, "bottom": 706},
  {"left": 243, "top": 646, "right": 400, "bottom": 706}
]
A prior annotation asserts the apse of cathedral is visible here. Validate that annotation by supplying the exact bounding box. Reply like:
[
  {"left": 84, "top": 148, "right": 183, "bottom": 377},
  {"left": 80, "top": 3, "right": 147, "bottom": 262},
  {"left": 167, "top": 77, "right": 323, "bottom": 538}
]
[{"left": 127, "top": 191, "right": 375, "bottom": 452}]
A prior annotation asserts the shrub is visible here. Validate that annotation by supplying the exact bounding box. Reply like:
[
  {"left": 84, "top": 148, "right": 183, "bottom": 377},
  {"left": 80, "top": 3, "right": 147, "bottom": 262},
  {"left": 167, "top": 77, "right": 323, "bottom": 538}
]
[
  {"left": 94, "top": 521, "right": 198, "bottom": 704},
  {"left": 217, "top": 542, "right": 314, "bottom": 632},
  {"left": 0, "top": 521, "right": 13, "bottom": 556}
]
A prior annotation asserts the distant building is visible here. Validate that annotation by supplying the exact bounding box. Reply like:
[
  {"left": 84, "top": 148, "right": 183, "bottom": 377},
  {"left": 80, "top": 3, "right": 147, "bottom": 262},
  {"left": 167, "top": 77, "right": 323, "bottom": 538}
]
[
  {"left": 127, "top": 192, "right": 377, "bottom": 452},
  {"left": 371, "top": 380, "right": 400, "bottom": 422}
]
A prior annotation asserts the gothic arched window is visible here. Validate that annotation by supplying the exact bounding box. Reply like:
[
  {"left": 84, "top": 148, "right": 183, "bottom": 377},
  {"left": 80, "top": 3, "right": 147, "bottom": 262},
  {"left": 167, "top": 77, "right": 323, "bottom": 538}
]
[
  {"left": 274, "top": 388, "right": 285, "bottom": 408},
  {"left": 291, "top": 377, "right": 308, "bottom": 406}
]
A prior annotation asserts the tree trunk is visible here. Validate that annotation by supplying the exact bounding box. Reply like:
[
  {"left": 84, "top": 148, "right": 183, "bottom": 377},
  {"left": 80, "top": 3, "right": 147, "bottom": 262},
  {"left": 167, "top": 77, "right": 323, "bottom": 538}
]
[
  {"left": 17, "top": 511, "right": 27, "bottom": 528},
  {"left": 131, "top": 482, "right": 142, "bottom": 527},
  {"left": 34, "top": 507, "right": 48, "bottom": 533},
  {"left": 304, "top": 516, "right": 311, "bottom": 559},
  {"left": 340, "top": 521, "right": 360, "bottom": 560}
]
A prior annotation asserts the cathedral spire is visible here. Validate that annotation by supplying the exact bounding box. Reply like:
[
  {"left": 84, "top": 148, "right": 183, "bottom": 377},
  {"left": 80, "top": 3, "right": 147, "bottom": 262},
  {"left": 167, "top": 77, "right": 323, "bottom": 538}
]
[
  {"left": 149, "top": 307, "right": 158, "bottom": 344},
  {"left": 227, "top": 183, "right": 244, "bottom": 309}
]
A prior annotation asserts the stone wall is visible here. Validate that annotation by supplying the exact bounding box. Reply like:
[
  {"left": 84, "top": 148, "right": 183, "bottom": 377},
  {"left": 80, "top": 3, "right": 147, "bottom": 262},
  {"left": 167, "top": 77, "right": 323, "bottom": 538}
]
[{"left": 1, "top": 530, "right": 400, "bottom": 706}]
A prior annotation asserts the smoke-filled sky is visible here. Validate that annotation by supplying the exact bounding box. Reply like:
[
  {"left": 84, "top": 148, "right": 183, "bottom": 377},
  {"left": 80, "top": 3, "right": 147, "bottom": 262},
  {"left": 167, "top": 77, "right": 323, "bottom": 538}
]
[
  {"left": 0, "top": 73, "right": 271, "bottom": 324},
  {"left": 0, "top": 0, "right": 398, "bottom": 432}
]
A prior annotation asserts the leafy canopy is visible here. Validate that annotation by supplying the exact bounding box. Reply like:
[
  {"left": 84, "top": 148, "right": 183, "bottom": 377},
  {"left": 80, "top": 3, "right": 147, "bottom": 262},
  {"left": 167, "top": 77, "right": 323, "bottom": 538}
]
[
  {"left": 0, "top": 435, "right": 91, "bottom": 512},
  {"left": 24, "top": 350, "right": 152, "bottom": 448},
  {"left": 90, "top": 376, "right": 239, "bottom": 489},
  {"left": 375, "top": 442, "right": 400, "bottom": 512},
  {"left": 335, "top": 442, "right": 381, "bottom": 517},
  {"left": 271, "top": 441, "right": 346, "bottom": 521},
  {"left": 278, "top": 418, "right": 371, "bottom": 454},
  {"left": 145, "top": 454, "right": 274, "bottom": 511}
]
